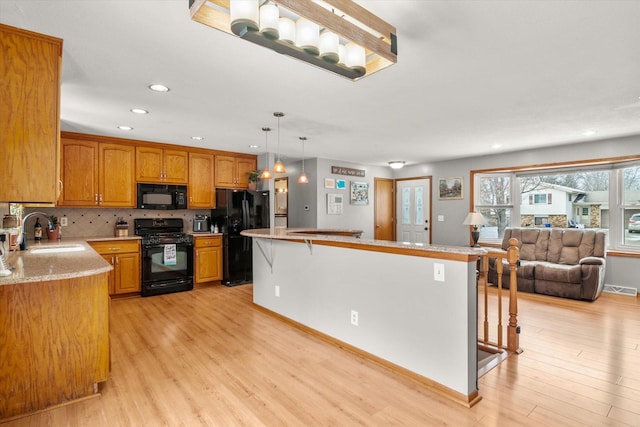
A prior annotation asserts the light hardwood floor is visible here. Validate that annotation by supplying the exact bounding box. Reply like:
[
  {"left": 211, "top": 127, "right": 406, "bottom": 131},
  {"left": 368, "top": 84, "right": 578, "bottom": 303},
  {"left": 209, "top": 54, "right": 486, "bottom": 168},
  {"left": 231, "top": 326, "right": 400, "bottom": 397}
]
[{"left": 3, "top": 284, "right": 639, "bottom": 426}]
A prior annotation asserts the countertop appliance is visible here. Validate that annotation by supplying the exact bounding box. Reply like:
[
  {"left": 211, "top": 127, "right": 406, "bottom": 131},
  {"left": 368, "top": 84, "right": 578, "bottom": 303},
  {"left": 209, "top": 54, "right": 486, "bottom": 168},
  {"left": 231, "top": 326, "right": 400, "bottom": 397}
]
[
  {"left": 212, "top": 189, "right": 269, "bottom": 286},
  {"left": 137, "top": 183, "right": 187, "bottom": 210},
  {"left": 134, "top": 218, "right": 194, "bottom": 297},
  {"left": 193, "top": 214, "right": 209, "bottom": 232}
]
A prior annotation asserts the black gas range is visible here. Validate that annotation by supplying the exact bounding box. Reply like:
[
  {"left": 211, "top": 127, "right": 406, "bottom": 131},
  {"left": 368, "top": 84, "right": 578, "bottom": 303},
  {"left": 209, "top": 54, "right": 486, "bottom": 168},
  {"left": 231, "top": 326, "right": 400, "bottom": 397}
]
[{"left": 134, "top": 218, "right": 194, "bottom": 297}]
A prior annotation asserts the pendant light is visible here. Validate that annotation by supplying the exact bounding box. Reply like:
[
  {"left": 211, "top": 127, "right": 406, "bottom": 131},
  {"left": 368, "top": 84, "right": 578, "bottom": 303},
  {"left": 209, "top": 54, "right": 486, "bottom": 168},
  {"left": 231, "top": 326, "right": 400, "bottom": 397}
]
[
  {"left": 272, "top": 112, "right": 286, "bottom": 174},
  {"left": 259, "top": 127, "right": 273, "bottom": 180},
  {"left": 298, "top": 136, "right": 309, "bottom": 184}
]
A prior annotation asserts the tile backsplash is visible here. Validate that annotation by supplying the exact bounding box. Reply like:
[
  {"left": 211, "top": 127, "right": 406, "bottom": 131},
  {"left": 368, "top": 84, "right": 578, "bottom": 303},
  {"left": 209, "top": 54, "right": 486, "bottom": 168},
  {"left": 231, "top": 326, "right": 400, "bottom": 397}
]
[{"left": 22, "top": 207, "right": 211, "bottom": 239}]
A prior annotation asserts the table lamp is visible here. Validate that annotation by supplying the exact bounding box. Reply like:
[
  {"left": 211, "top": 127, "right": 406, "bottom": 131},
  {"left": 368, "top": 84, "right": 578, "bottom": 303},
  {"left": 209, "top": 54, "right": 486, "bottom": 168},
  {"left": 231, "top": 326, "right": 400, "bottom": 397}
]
[{"left": 463, "top": 212, "right": 487, "bottom": 247}]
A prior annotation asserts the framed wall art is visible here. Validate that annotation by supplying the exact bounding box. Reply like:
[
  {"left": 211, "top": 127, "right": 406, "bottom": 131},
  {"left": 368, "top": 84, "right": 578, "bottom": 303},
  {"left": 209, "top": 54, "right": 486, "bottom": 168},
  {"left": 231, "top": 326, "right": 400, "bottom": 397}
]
[
  {"left": 438, "top": 177, "right": 463, "bottom": 200},
  {"left": 350, "top": 181, "right": 369, "bottom": 205},
  {"left": 324, "top": 178, "right": 335, "bottom": 189},
  {"left": 336, "top": 179, "right": 346, "bottom": 189}
]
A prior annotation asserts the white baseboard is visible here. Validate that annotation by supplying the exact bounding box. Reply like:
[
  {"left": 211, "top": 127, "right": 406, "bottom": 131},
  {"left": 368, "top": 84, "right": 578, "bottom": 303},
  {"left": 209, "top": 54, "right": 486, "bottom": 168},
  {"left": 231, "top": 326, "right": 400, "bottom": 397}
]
[{"left": 603, "top": 284, "right": 638, "bottom": 297}]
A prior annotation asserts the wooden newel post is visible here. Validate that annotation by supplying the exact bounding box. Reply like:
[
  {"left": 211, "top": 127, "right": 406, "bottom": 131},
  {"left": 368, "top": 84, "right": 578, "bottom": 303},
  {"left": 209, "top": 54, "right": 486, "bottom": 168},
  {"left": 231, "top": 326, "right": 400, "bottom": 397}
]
[{"left": 506, "top": 238, "right": 522, "bottom": 353}]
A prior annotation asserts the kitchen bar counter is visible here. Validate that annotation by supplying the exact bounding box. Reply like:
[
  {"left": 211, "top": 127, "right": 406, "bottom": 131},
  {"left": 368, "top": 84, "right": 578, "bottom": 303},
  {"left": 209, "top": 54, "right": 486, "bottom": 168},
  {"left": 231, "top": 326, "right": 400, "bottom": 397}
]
[
  {"left": 241, "top": 228, "right": 486, "bottom": 261},
  {"left": 243, "top": 228, "right": 485, "bottom": 407}
]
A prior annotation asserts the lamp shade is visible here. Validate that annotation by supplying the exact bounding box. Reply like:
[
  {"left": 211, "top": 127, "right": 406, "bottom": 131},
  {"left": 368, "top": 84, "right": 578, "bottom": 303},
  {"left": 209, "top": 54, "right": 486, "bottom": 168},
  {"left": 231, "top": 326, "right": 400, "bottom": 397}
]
[
  {"left": 463, "top": 212, "right": 487, "bottom": 226},
  {"left": 259, "top": 3, "right": 279, "bottom": 39},
  {"left": 279, "top": 17, "right": 296, "bottom": 44},
  {"left": 296, "top": 18, "right": 319, "bottom": 55},
  {"left": 345, "top": 42, "right": 366, "bottom": 74},
  {"left": 230, "top": 0, "right": 259, "bottom": 32},
  {"left": 298, "top": 172, "right": 309, "bottom": 184},
  {"left": 273, "top": 160, "right": 286, "bottom": 174},
  {"left": 319, "top": 31, "right": 339, "bottom": 63}
]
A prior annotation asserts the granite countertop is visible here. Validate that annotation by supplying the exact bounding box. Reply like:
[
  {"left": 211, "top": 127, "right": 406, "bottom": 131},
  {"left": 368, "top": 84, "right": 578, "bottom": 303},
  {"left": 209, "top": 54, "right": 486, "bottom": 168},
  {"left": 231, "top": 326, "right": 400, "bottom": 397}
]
[
  {"left": 85, "top": 235, "right": 142, "bottom": 242},
  {"left": 0, "top": 239, "right": 112, "bottom": 285},
  {"left": 241, "top": 228, "right": 487, "bottom": 257}
]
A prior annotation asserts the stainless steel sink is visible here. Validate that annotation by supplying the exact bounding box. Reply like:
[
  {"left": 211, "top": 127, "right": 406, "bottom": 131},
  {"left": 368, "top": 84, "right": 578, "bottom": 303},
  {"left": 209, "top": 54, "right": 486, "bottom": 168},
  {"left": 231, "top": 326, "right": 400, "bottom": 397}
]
[{"left": 30, "top": 244, "right": 85, "bottom": 254}]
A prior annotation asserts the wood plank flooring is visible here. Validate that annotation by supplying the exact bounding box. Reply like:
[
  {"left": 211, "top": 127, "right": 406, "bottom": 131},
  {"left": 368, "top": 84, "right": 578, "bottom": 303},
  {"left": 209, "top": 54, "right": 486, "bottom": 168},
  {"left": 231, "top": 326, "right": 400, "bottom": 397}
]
[{"left": 3, "top": 284, "right": 639, "bottom": 426}]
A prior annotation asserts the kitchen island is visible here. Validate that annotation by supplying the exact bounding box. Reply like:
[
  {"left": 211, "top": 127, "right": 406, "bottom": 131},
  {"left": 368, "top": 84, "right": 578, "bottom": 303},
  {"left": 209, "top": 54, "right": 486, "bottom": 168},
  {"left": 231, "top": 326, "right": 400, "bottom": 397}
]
[
  {"left": 241, "top": 228, "right": 487, "bottom": 407},
  {"left": 0, "top": 240, "right": 111, "bottom": 420}
]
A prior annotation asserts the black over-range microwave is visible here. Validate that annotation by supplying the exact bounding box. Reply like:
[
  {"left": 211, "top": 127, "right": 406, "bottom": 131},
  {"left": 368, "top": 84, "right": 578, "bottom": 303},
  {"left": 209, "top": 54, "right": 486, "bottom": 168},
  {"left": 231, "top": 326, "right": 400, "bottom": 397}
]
[{"left": 137, "top": 183, "right": 188, "bottom": 210}]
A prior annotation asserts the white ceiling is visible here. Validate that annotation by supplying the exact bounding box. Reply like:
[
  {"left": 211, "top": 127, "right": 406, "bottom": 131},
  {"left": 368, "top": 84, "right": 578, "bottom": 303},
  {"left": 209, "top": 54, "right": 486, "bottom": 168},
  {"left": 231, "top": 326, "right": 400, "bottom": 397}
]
[{"left": 2, "top": 1, "right": 640, "bottom": 168}]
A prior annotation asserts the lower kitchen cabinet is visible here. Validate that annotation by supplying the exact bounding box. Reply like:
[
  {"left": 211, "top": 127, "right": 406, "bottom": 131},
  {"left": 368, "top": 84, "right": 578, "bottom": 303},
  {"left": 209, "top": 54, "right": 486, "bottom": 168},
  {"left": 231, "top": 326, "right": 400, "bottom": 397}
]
[
  {"left": 194, "top": 235, "right": 222, "bottom": 284},
  {"left": 89, "top": 240, "right": 141, "bottom": 295}
]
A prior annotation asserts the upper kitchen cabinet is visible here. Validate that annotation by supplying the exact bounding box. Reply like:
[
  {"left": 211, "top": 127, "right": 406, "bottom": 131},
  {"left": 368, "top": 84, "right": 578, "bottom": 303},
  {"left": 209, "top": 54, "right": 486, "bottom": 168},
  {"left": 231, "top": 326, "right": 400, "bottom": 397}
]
[
  {"left": 59, "top": 134, "right": 136, "bottom": 207},
  {"left": 0, "top": 24, "right": 62, "bottom": 203},
  {"left": 136, "top": 146, "right": 188, "bottom": 184},
  {"left": 189, "top": 152, "right": 215, "bottom": 208},
  {"left": 215, "top": 155, "right": 256, "bottom": 189}
]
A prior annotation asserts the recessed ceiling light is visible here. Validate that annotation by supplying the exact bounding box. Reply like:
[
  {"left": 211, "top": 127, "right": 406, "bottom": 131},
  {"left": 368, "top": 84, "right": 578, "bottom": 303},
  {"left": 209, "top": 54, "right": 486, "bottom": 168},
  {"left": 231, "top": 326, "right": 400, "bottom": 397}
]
[
  {"left": 130, "top": 108, "right": 148, "bottom": 114},
  {"left": 249, "top": 145, "right": 260, "bottom": 149},
  {"left": 118, "top": 125, "right": 133, "bottom": 131},
  {"left": 191, "top": 136, "right": 204, "bottom": 141},
  {"left": 582, "top": 130, "right": 597, "bottom": 137},
  {"left": 148, "top": 84, "right": 170, "bottom": 92},
  {"left": 491, "top": 144, "right": 502, "bottom": 149}
]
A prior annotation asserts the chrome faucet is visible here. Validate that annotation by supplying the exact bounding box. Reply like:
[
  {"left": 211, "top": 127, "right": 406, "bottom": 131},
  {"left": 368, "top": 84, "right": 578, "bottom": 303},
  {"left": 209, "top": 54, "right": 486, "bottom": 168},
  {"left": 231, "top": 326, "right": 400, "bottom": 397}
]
[{"left": 19, "top": 211, "right": 52, "bottom": 250}]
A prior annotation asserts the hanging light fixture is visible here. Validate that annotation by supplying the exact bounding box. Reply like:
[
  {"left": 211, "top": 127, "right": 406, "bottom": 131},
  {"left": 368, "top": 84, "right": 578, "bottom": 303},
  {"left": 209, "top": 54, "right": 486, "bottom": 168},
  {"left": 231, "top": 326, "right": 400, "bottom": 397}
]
[
  {"left": 298, "top": 137, "right": 309, "bottom": 184},
  {"left": 190, "top": 0, "right": 397, "bottom": 81},
  {"left": 259, "top": 127, "right": 273, "bottom": 180},
  {"left": 272, "top": 112, "right": 286, "bottom": 174}
]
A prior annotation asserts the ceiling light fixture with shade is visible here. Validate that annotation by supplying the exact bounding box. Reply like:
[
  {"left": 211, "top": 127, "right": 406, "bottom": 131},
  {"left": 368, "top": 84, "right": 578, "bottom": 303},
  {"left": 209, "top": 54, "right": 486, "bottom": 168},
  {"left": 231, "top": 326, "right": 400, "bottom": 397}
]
[
  {"left": 388, "top": 161, "right": 405, "bottom": 169},
  {"left": 259, "top": 127, "right": 273, "bottom": 180},
  {"left": 298, "top": 136, "right": 309, "bottom": 184},
  {"left": 189, "top": 0, "right": 397, "bottom": 81},
  {"left": 272, "top": 112, "right": 286, "bottom": 174}
]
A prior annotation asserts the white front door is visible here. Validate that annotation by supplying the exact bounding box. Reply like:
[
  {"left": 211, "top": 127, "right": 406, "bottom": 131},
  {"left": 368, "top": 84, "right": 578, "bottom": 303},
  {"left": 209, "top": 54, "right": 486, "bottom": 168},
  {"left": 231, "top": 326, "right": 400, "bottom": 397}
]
[{"left": 396, "top": 178, "right": 431, "bottom": 244}]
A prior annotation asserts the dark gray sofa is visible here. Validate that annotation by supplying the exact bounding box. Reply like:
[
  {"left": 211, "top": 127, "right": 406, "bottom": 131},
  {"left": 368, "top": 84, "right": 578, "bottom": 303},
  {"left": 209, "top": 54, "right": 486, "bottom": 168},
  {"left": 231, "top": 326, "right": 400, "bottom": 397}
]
[{"left": 488, "top": 227, "right": 607, "bottom": 301}]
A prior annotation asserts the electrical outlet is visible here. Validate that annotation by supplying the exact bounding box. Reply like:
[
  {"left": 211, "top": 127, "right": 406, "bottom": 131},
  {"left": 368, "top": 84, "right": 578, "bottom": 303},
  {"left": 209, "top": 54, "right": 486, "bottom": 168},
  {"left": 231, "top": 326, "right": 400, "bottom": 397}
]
[
  {"left": 60, "top": 217, "right": 68, "bottom": 226},
  {"left": 438, "top": 215, "right": 444, "bottom": 222},
  {"left": 275, "top": 285, "right": 280, "bottom": 297},
  {"left": 434, "top": 263, "right": 445, "bottom": 282},
  {"left": 350, "top": 310, "right": 358, "bottom": 326}
]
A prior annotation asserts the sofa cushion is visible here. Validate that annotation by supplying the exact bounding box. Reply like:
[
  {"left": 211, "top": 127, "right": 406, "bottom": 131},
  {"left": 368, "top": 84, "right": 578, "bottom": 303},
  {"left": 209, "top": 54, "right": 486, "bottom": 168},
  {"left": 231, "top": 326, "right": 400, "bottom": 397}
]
[
  {"left": 534, "top": 261, "right": 582, "bottom": 284},
  {"left": 502, "top": 228, "right": 549, "bottom": 261}
]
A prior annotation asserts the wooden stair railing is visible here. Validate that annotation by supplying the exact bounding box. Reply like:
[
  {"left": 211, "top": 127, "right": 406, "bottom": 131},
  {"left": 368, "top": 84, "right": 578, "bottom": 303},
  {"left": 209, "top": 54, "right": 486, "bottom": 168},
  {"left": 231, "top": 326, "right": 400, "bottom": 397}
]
[{"left": 479, "top": 238, "right": 522, "bottom": 354}]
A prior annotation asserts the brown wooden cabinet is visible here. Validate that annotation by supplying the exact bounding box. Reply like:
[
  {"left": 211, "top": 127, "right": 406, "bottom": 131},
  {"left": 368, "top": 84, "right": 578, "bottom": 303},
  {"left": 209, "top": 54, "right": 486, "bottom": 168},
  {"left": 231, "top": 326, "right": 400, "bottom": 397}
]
[
  {"left": 89, "top": 240, "right": 141, "bottom": 295},
  {"left": 59, "top": 136, "right": 135, "bottom": 207},
  {"left": 0, "top": 24, "right": 62, "bottom": 203},
  {"left": 194, "top": 236, "right": 222, "bottom": 284},
  {"left": 189, "top": 152, "right": 215, "bottom": 208},
  {"left": 136, "top": 146, "right": 188, "bottom": 184},
  {"left": 215, "top": 155, "right": 256, "bottom": 189}
]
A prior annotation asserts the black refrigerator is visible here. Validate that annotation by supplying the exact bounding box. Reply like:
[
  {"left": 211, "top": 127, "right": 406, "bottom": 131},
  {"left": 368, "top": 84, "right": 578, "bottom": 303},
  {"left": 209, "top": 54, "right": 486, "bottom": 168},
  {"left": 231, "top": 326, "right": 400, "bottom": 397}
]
[{"left": 211, "top": 189, "right": 269, "bottom": 286}]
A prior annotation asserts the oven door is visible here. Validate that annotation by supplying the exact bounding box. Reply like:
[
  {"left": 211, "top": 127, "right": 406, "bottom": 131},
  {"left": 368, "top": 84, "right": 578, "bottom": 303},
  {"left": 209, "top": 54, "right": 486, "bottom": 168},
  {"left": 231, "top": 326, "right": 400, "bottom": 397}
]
[{"left": 141, "top": 242, "right": 194, "bottom": 289}]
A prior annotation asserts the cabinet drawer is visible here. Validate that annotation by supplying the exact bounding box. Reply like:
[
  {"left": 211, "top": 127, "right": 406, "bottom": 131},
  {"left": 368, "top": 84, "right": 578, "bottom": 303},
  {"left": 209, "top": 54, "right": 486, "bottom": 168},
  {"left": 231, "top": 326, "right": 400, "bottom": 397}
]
[
  {"left": 89, "top": 240, "right": 140, "bottom": 254},
  {"left": 194, "top": 236, "right": 221, "bottom": 248}
]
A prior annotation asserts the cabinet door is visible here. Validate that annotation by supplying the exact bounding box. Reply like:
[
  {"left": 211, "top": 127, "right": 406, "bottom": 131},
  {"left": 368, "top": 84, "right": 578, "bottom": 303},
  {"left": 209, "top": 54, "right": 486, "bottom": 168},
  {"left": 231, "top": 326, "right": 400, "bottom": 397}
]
[
  {"left": 0, "top": 25, "right": 62, "bottom": 203},
  {"left": 236, "top": 157, "right": 257, "bottom": 188},
  {"left": 215, "top": 155, "right": 236, "bottom": 188},
  {"left": 136, "top": 146, "right": 164, "bottom": 182},
  {"left": 114, "top": 252, "right": 141, "bottom": 294},
  {"left": 195, "top": 246, "right": 222, "bottom": 283},
  {"left": 100, "top": 254, "right": 116, "bottom": 295},
  {"left": 163, "top": 149, "right": 188, "bottom": 184},
  {"left": 59, "top": 139, "right": 99, "bottom": 206},
  {"left": 189, "top": 153, "right": 215, "bottom": 208},
  {"left": 99, "top": 143, "right": 135, "bottom": 207}
]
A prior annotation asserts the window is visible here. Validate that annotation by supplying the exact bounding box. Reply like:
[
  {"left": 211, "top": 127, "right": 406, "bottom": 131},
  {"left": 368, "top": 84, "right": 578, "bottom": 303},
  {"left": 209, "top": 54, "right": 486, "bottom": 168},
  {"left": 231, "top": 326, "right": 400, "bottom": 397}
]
[
  {"left": 474, "top": 174, "right": 514, "bottom": 241},
  {"left": 473, "top": 166, "right": 640, "bottom": 249},
  {"left": 621, "top": 165, "right": 640, "bottom": 247}
]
